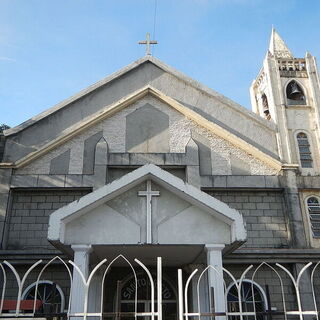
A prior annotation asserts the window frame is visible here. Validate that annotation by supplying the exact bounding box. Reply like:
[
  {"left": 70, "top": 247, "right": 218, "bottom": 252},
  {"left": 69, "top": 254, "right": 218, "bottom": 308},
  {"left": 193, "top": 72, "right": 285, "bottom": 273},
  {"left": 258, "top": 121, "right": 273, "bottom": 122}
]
[
  {"left": 261, "top": 93, "right": 271, "bottom": 120},
  {"left": 306, "top": 196, "right": 320, "bottom": 238},
  {"left": 226, "top": 279, "right": 268, "bottom": 320},
  {"left": 22, "top": 280, "right": 65, "bottom": 313},
  {"left": 296, "top": 131, "right": 313, "bottom": 169}
]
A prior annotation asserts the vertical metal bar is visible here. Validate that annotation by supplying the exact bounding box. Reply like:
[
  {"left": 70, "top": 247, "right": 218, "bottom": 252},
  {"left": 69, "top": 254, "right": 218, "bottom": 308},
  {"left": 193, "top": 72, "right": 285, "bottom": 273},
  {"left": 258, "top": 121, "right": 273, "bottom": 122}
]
[
  {"left": 185, "top": 269, "right": 198, "bottom": 320},
  {"left": 134, "top": 259, "right": 155, "bottom": 320},
  {"left": 210, "top": 286, "right": 215, "bottom": 320},
  {"left": 311, "top": 262, "right": 320, "bottom": 320},
  {"left": 51, "top": 283, "right": 57, "bottom": 313},
  {"left": 265, "top": 285, "right": 272, "bottom": 320},
  {"left": 115, "top": 280, "right": 122, "bottom": 320},
  {"left": 178, "top": 269, "right": 184, "bottom": 320},
  {"left": 295, "top": 283, "right": 304, "bottom": 320},
  {"left": 157, "top": 257, "right": 162, "bottom": 320},
  {"left": 146, "top": 181, "right": 152, "bottom": 244},
  {"left": 0, "top": 264, "right": 7, "bottom": 315}
]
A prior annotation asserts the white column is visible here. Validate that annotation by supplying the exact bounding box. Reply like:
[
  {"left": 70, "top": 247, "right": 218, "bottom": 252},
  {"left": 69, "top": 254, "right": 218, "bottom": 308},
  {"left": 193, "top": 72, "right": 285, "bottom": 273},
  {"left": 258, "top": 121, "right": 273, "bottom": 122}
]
[
  {"left": 205, "top": 244, "right": 225, "bottom": 320},
  {"left": 70, "top": 245, "right": 92, "bottom": 315}
]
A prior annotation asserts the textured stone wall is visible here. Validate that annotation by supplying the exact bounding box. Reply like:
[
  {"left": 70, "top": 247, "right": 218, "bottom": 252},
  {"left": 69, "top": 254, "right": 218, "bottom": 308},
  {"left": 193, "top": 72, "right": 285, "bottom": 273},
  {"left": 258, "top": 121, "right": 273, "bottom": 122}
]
[
  {"left": 7, "top": 189, "right": 288, "bottom": 250},
  {"left": 206, "top": 190, "right": 288, "bottom": 248},
  {"left": 7, "top": 189, "right": 90, "bottom": 250},
  {"left": 16, "top": 95, "right": 277, "bottom": 176},
  {"left": 224, "top": 264, "right": 297, "bottom": 312},
  {"left": 3, "top": 264, "right": 71, "bottom": 310}
]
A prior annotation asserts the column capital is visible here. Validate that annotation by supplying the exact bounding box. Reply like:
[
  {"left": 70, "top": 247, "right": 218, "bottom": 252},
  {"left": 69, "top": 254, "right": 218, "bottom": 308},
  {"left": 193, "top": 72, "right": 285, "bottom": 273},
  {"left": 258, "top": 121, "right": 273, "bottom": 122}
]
[
  {"left": 71, "top": 244, "right": 93, "bottom": 253},
  {"left": 205, "top": 244, "right": 225, "bottom": 252}
]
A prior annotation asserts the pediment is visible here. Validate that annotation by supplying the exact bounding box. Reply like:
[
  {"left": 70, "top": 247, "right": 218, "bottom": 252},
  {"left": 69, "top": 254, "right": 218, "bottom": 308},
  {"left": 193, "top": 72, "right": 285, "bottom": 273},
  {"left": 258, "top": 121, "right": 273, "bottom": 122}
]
[
  {"left": 2, "top": 56, "right": 279, "bottom": 168},
  {"left": 10, "top": 86, "right": 281, "bottom": 174},
  {"left": 48, "top": 165, "right": 247, "bottom": 247}
]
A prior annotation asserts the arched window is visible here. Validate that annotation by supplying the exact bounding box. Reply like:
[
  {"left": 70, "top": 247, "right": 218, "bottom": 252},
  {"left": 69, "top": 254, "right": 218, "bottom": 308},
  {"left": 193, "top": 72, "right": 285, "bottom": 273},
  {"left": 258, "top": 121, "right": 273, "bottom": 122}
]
[
  {"left": 307, "top": 197, "right": 320, "bottom": 237},
  {"left": 22, "top": 281, "right": 65, "bottom": 314},
  {"left": 261, "top": 94, "right": 271, "bottom": 120},
  {"left": 227, "top": 280, "right": 266, "bottom": 320},
  {"left": 297, "top": 132, "right": 313, "bottom": 168},
  {"left": 286, "top": 80, "right": 306, "bottom": 105}
]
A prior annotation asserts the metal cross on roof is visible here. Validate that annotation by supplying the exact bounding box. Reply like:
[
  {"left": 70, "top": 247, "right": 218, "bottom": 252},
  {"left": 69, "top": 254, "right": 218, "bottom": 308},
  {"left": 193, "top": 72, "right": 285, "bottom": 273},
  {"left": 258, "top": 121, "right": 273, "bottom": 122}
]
[{"left": 139, "top": 32, "right": 158, "bottom": 56}]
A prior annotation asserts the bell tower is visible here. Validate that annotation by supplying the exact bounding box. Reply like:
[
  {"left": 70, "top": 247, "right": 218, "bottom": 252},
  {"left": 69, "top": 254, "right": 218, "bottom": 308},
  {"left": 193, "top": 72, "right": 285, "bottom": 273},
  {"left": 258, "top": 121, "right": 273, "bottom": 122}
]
[{"left": 250, "top": 28, "right": 320, "bottom": 174}]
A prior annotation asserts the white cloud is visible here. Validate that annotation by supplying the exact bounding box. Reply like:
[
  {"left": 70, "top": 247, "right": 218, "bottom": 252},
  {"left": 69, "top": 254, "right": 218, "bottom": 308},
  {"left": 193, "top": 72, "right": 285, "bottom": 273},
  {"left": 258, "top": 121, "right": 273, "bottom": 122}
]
[{"left": 0, "top": 56, "right": 15, "bottom": 62}]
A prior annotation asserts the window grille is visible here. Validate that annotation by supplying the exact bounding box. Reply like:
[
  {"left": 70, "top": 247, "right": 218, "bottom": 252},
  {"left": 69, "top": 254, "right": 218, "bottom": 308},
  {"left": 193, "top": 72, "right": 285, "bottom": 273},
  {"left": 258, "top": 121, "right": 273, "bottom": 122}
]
[
  {"left": 227, "top": 281, "right": 266, "bottom": 320},
  {"left": 307, "top": 197, "right": 320, "bottom": 237},
  {"left": 297, "top": 132, "right": 313, "bottom": 168},
  {"left": 22, "top": 281, "right": 65, "bottom": 314}
]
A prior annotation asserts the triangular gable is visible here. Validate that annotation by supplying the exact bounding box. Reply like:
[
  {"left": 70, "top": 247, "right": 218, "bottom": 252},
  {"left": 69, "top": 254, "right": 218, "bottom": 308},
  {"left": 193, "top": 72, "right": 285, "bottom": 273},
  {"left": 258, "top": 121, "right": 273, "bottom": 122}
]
[
  {"left": 5, "top": 56, "right": 275, "bottom": 137},
  {"left": 48, "top": 164, "right": 247, "bottom": 244},
  {"left": 2, "top": 86, "right": 282, "bottom": 171}
]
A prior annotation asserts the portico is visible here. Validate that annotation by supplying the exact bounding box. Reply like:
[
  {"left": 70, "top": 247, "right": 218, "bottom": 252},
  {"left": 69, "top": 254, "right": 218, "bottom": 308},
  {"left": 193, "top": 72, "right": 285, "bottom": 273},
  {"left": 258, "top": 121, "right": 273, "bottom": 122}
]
[{"left": 48, "top": 164, "right": 247, "bottom": 317}]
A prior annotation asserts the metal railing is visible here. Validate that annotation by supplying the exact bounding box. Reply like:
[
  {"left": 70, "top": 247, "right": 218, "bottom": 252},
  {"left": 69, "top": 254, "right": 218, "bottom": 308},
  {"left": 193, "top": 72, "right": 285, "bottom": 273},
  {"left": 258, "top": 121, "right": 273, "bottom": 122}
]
[{"left": 0, "top": 256, "right": 320, "bottom": 320}]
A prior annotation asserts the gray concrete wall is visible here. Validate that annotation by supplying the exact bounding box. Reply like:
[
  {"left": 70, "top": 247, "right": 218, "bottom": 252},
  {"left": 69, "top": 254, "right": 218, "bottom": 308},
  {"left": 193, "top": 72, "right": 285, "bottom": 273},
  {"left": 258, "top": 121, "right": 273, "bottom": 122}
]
[
  {"left": 224, "top": 264, "right": 297, "bottom": 312},
  {"left": 14, "top": 95, "right": 277, "bottom": 176},
  {"left": 6, "top": 188, "right": 289, "bottom": 250},
  {"left": 206, "top": 190, "right": 289, "bottom": 248},
  {"left": 6, "top": 189, "right": 90, "bottom": 250},
  {"left": 2, "top": 263, "right": 71, "bottom": 308}
]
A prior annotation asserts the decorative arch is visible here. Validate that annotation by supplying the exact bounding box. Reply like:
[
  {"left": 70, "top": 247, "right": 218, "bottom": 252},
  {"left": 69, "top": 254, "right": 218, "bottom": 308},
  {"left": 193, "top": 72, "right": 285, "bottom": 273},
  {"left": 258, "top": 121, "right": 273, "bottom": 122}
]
[
  {"left": 22, "top": 280, "right": 65, "bottom": 313},
  {"left": 119, "top": 271, "right": 177, "bottom": 318},
  {"left": 285, "top": 80, "right": 306, "bottom": 105},
  {"left": 100, "top": 255, "right": 138, "bottom": 316},
  {"left": 306, "top": 196, "right": 320, "bottom": 237},
  {"left": 226, "top": 279, "right": 267, "bottom": 320},
  {"left": 296, "top": 131, "right": 313, "bottom": 168}
]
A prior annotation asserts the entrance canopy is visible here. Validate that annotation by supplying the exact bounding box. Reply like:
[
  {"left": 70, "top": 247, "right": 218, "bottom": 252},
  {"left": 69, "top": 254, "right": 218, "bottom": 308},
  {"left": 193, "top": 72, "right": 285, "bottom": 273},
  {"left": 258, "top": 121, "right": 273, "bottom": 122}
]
[{"left": 48, "top": 164, "right": 246, "bottom": 257}]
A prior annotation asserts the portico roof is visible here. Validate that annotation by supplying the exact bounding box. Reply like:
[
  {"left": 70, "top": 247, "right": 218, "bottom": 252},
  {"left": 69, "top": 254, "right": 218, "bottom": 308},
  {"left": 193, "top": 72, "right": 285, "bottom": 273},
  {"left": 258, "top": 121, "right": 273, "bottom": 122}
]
[{"left": 48, "top": 164, "right": 247, "bottom": 249}]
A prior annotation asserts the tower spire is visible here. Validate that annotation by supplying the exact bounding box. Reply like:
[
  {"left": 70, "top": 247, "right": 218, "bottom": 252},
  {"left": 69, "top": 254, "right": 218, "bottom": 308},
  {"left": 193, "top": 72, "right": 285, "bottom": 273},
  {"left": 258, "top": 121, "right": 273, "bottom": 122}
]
[{"left": 269, "top": 27, "right": 293, "bottom": 58}]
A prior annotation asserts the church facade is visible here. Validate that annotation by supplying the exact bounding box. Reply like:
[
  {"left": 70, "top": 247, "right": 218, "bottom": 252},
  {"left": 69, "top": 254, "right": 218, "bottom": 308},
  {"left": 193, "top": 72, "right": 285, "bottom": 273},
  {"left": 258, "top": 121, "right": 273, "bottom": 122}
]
[{"left": 1, "top": 29, "right": 320, "bottom": 319}]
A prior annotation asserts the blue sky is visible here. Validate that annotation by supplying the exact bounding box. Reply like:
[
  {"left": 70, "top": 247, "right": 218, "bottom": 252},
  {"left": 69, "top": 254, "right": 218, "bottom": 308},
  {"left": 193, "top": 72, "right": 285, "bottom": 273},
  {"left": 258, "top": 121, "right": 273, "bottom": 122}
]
[{"left": 1, "top": 0, "right": 320, "bottom": 128}]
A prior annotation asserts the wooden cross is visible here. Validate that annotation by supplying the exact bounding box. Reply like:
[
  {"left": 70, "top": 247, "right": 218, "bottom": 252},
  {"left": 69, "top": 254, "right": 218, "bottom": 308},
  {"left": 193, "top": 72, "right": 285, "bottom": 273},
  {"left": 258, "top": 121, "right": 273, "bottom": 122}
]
[
  {"left": 138, "top": 180, "right": 160, "bottom": 243},
  {"left": 139, "top": 33, "right": 158, "bottom": 55}
]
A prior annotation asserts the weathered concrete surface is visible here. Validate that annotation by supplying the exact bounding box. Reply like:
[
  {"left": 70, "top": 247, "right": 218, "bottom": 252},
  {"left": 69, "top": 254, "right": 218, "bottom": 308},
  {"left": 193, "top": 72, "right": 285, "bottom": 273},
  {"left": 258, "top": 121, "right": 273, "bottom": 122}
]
[
  {"left": 5, "top": 189, "right": 89, "bottom": 250},
  {"left": 50, "top": 149, "right": 70, "bottom": 174},
  {"left": 83, "top": 131, "right": 103, "bottom": 174},
  {"left": 15, "top": 95, "right": 277, "bottom": 176},
  {"left": 193, "top": 133, "right": 212, "bottom": 175},
  {"left": 280, "top": 170, "right": 307, "bottom": 248},
  {"left": 201, "top": 175, "right": 281, "bottom": 189},
  {"left": 230, "top": 153, "right": 250, "bottom": 175},
  {"left": 93, "top": 137, "right": 108, "bottom": 189},
  {"left": 48, "top": 164, "right": 247, "bottom": 246},
  {"left": 126, "top": 104, "right": 169, "bottom": 152},
  {"left": 207, "top": 190, "right": 288, "bottom": 248},
  {"left": 4, "top": 59, "right": 278, "bottom": 164}
]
